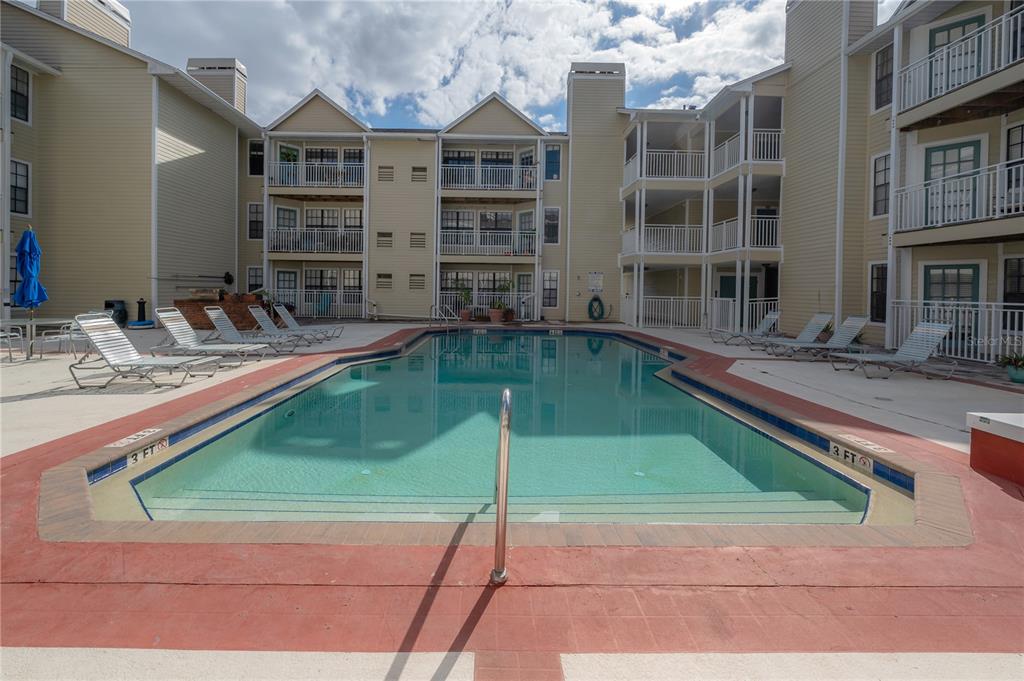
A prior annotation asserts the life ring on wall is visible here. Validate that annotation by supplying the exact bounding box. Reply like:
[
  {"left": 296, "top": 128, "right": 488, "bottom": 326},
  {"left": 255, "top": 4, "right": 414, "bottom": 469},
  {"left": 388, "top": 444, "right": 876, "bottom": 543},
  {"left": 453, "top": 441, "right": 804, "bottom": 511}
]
[{"left": 587, "top": 295, "right": 605, "bottom": 321}]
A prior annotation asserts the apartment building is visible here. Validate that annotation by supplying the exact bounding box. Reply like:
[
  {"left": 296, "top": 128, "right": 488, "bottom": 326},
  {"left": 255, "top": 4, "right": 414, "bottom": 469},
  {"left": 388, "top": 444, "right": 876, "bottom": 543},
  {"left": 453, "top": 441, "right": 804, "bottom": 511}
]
[{"left": 3, "top": 0, "right": 1022, "bottom": 365}]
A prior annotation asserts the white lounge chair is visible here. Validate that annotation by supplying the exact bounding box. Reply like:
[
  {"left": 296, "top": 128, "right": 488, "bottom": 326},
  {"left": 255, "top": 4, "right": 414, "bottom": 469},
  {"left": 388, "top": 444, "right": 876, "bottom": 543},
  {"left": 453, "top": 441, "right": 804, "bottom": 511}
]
[
  {"left": 766, "top": 315, "right": 869, "bottom": 359},
  {"left": 69, "top": 313, "right": 220, "bottom": 388},
  {"left": 204, "top": 306, "right": 300, "bottom": 354},
  {"left": 247, "top": 305, "right": 317, "bottom": 345},
  {"left": 749, "top": 312, "right": 832, "bottom": 349},
  {"left": 153, "top": 307, "right": 269, "bottom": 364},
  {"left": 829, "top": 321, "right": 955, "bottom": 379},
  {"left": 709, "top": 311, "right": 779, "bottom": 345},
  {"left": 273, "top": 303, "right": 344, "bottom": 341}
]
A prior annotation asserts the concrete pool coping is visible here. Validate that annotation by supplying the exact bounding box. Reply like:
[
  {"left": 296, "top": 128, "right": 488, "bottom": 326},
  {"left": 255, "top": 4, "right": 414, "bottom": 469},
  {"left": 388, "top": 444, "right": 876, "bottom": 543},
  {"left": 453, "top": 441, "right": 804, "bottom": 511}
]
[{"left": 36, "top": 325, "right": 970, "bottom": 548}]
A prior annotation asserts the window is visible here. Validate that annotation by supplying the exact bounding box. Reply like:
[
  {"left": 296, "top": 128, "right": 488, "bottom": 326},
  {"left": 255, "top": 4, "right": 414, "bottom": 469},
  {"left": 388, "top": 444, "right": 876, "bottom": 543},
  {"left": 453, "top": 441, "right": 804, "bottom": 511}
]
[
  {"left": 542, "top": 270, "right": 559, "bottom": 307},
  {"left": 410, "top": 232, "right": 426, "bottom": 248},
  {"left": 343, "top": 208, "right": 363, "bottom": 230},
  {"left": 376, "top": 273, "right": 393, "bottom": 289},
  {"left": 924, "top": 264, "right": 979, "bottom": 302},
  {"left": 409, "top": 274, "right": 426, "bottom": 290},
  {"left": 442, "top": 150, "right": 475, "bottom": 166},
  {"left": 874, "top": 44, "right": 893, "bottom": 110},
  {"left": 248, "top": 140, "right": 264, "bottom": 176},
  {"left": 376, "top": 231, "right": 393, "bottom": 248},
  {"left": 1004, "top": 257, "right": 1024, "bottom": 305},
  {"left": 1008, "top": 124, "right": 1024, "bottom": 167},
  {"left": 441, "top": 210, "right": 474, "bottom": 230},
  {"left": 10, "top": 160, "right": 28, "bottom": 215},
  {"left": 926, "top": 142, "right": 980, "bottom": 180},
  {"left": 544, "top": 207, "right": 560, "bottom": 244},
  {"left": 869, "top": 264, "right": 887, "bottom": 323},
  {"left": 305, "top": 268, "right": 338, "bottom": 291},
  {"left": 10, "top": 65, "right": 29, "bottom": 123},
  {"left": 544, "top": 144, "right": 561, "bottom": 180},
  {"left": 411, "top": 166, "right": 428, "bottom": 182},
  {"left": 278, "top": 144, "right": 300, "bottom": 163},
  {"left": 343, "top": 269, "right": 362, "bottom": 292},
  {"left": 343, "top": 148, "right": 364, "bottom": 164},
  {"left": 479, "top": 211, "right": 513, "bottom": 232},
  {"left": 872, "top": 154, "right": 890, "bottom": 217},
  {"left": 276, "top": 206, "right": 297, "bottom": 229},
  {"left": 305, "top": 208, "right": 340, "bottom": 229},
  {"left": 247, "top": 203, "right": 263, "bottom": 239},
  {"left": 377, "top": 165, "right": 394, "bottom": 181},
  {"left": 247, "top": 266, "right": 263, "bottom": 293},
  {"left": 477, "top": 271, "right": 511, "bottom": 292},
  {"left": 441, "top": 271, "right": 473, "bottom": 291},
  {"left": 276, "top": 270, "right": 298, "bottom": 290},
  {"left": 519, "top": 149, "right": 535, "bottom": 167},
  {"left": 305, "top": 147, "right": 338, "bottom": 164}
]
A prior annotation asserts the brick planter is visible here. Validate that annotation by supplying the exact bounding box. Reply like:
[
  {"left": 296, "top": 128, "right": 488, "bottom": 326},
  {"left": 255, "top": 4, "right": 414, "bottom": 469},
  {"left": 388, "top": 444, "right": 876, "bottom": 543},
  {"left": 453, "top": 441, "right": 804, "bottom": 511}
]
[{"left": 173, "top": 296, "right": 262, "bottom": 330}]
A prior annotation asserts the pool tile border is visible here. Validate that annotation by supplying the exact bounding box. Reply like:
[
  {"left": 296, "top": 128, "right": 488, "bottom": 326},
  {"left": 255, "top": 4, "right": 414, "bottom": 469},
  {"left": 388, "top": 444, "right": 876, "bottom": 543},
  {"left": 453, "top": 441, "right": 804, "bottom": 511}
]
[{"left": 37, "top": 325, "right": 973, "bottom": 548}]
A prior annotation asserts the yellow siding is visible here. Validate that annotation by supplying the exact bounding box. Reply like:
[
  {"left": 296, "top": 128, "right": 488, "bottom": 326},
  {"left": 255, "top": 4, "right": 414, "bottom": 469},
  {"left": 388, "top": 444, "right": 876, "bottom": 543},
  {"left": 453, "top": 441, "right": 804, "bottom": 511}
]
[
  {"left": 446, "top": 99, "right": 540, "bottom": 136},
  {"left": 274, "top": 96, "right": 365, "bottom": 133},
  {"left": 366, "top": 139, "right": 435, "bottom": 317},
  {"left": 3, "top": 3, "right": 151, "bottom": 318},
  {"left": 64, "top": 0, "right": 130, "bottom": 47},
  {"left": 237, "top": 132, "right": 264, "bottom": 290},
  {"left": 540, "top": 142, "right": 568, "bottom": 320},
  {"left": 155, "top": 80, "right": 237, "bottom": 307}
]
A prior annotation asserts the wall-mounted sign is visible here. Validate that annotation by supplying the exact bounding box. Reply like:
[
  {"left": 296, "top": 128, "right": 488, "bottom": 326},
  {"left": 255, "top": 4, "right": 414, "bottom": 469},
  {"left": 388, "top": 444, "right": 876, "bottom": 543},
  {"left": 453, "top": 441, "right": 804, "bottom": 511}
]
[{"left": 588, "top": 272, "right": 604, "bottom": 293}]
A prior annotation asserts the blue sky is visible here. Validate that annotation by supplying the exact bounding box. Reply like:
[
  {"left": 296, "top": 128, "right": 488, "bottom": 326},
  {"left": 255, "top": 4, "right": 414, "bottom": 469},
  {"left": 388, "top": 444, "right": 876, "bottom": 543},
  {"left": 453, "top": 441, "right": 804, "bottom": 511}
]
[{"left": 114, "top": 0, "right": 899, "bottom": 130}]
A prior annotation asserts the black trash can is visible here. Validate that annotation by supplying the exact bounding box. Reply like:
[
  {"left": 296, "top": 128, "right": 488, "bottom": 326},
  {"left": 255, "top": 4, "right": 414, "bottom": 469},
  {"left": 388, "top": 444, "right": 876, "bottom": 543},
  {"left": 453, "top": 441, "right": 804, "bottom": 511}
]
[{"left": 104, "top": 299, "right": 128, "bottom": 328}]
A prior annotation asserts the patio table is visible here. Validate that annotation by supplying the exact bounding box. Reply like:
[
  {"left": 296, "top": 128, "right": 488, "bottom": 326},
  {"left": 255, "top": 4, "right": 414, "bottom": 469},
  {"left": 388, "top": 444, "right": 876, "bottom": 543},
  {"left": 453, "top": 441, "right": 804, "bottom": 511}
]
[{"left": 2, "top": 317, "right": 74, "bottom": 358}]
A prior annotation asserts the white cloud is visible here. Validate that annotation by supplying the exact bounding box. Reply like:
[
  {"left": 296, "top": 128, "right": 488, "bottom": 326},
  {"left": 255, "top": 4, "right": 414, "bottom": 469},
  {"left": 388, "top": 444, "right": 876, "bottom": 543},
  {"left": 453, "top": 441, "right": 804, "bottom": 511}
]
[{"left": 122, "top": 0, "right": 787, "bottom": 127}]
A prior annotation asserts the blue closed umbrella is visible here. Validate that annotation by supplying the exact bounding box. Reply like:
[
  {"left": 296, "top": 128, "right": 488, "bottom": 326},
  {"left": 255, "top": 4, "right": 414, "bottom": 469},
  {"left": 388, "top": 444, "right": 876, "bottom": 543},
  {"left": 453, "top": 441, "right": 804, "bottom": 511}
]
[{"left": 13, "top": 229, "right": 48, "bottom": 311}]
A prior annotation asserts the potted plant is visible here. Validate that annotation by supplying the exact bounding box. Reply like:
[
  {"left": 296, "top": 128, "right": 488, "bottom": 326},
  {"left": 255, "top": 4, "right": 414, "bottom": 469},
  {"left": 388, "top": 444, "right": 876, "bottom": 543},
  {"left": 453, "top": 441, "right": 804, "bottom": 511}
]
[
  {"left": 489, "top": 299, "right": 506, "bottom": 323},
  {"left": 997, "top": 353, "right": 1024, "bottom": 384},
  {"left": 458, "top": 288, "right": 472, "bottom": 322}
]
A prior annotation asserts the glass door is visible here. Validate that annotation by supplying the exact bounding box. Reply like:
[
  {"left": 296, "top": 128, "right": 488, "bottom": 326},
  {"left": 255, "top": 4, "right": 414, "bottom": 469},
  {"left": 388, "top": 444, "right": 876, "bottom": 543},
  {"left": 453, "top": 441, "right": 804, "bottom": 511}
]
[
  {"left": 925, "top": 141, "right": 981, "bottom": 225},
  {"left": 929, "top": 15, "right": 985, "bottom": 94}
]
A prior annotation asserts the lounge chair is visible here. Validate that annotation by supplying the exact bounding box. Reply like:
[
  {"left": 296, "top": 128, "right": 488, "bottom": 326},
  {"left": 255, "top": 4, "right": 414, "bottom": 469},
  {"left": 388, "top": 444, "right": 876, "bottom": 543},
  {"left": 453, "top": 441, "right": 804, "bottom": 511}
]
[
  {"left": 204, "top": 306, "right": 300, "bottom": 354},
  {"left": 829, "top": 321, "right": 955, "bottom": 379},
  {"left": 69, "top": 313, "right": 220, "bottom": 388},
  {"left": 153, "top": 307, "right": 269, "bottom": 364},
  {"left": 765, "top": 315, "right": 869, "bottom": 359},
  {"left": 273, "top": 303, "right": 344, "bottom": 341},
  {"left": 247, "top": 305, "right": 317, "bottom": 345},
  {"left": 709, "top": 310, "right": 779, "bottom": 345},
  {"left": 749, "top": 312, "right": 832, "bottom": 349}
]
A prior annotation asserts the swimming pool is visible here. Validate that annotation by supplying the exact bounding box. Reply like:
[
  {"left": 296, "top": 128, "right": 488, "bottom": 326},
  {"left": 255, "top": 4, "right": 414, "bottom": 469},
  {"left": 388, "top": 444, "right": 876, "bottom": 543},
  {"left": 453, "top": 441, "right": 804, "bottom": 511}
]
[{"left": 131, "top": 332, "right": 869, "bottom": 524}]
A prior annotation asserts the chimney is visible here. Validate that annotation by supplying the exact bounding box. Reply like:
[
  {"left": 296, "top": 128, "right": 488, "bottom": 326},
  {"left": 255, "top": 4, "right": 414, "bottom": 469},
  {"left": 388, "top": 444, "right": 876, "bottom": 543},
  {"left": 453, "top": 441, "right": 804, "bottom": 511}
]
[
  {"left": 186, "top": 58, "right": 248, "bottom": 114},
  {"left": 39, "top": 0, "right": 131, "bottom": 47}
]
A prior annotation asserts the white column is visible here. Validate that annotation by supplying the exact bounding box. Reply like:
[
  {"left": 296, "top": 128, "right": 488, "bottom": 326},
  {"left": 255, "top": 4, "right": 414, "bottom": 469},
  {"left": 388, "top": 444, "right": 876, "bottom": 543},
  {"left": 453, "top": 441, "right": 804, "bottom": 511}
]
[
  {"left": 362, "top": 137, "right": 372, "bottom": 318},
  {"left": 262, "top": 131, "right": 271, "bottom": 294},
  {"left": 733, "top": 257, "right": 742, "bottom": 332},
  {"left": 639, "top": 120, "right": 648, "bottom": 178},
  {"left": 632, "top": 262, "right": 640, "bottom": 327},
  {"left": 535, "top": 137, "right": 543, "bottom": 321},
  {"left": 1, "top": 48, "right": 12, "bottom": 319},
  {"left": 738, "top": 95, "right": 748, "bottom": 163},
  {"left": 885, "top": 24, "right": 903, "bottom": 348},
  {"left": 747, "top": 94, "right": 756, "bottom": 161}
]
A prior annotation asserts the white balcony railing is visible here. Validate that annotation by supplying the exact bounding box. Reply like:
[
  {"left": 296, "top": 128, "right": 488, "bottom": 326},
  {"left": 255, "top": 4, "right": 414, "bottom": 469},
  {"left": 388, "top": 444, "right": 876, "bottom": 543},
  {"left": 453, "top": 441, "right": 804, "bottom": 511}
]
[
  {"left": 438, "top": 230, "right": 536, "bottom": 256},
  {"left": 749, "top": 216, "right": 780, "bottom": 248},
  {"left": 709, "top": 218, "right": 741, "bottom": 252},
  {"left": 746, "top": 297, "right": 780, "bottom": 333},
  {"left": 624, "top": 154, "right": 640, "bottom": 185},
  {"left": 621, "top": 228, "right": 639, "bottom": 255},
  {"left": 895, "top": 161, "right": 1024, "bottom": 232},
  {"left": 752, "top": 129, "right": 783, "bottom": 161},
  {"left": 643, "top": 224, "right": 703, "bottom": 254},
  {"left": 268, "top": 162, "right": 364, "bottom": 188},
  {"left": 707, "top": 296, "right": 779, "bottom": 333},
  {"left": 440, "top": 165, "right": 538, "bottom": 190},
  {"left": 712, "top": 134, "right": 741, "bottom": 175},
  {"left": 891, "top": 300, "right": 1024, "bottom": 363},
  {"left": 270, "top": 289, "right": 366, "bottom": 319},
  {"left": 709, "top": 297, "right": 736, "bottom": 332},
  {"left": 438, "top": 292, "right": 537, "bottom": 320},
  {"left": 646, "top": 149, "right": 705, "bottom": 179},
  {"left": 898, "top": 6, "right": 1024, "bottom": 112},
  {"left": 642, "top": 296, "right": 702, "bottom": 328},
  {"left": 267, "top": 228, "right": 363, "bottom": 254}
]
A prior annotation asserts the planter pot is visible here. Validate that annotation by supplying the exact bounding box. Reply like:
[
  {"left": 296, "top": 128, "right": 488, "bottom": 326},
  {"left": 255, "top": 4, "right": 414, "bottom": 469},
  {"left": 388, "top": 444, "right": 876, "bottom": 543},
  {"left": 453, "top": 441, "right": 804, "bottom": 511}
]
[
  {"left": 1008, "top": 366, "right": 1024, "bottom": 384},
  {"left": 489, "top": 309, "right": 505, "bottom": 323},
  {"left": 503, "top": 309, "right": 515, "bottom": 322},
  {"left": 459, "top": 309, "right": 471, "bottom": 322}
]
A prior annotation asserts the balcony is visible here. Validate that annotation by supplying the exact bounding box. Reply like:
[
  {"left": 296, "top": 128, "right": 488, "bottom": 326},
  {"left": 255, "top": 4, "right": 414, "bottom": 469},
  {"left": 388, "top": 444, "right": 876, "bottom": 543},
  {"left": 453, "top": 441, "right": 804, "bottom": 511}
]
[
  {"left": 438, "top": 231, "right": 536, "bottom": 257},
  {"left": 891, "top": 300, "right": 1024, "bottom": 363},
  {"left": 267, "top": 162, "right": 364, "bottom": 188},
  {"left": 711, "top": 134, "right": 741, "bottom": 176},
  {"left": 895, "top": 161, "right": 1024, "bottom": 233},
  {"left": 440, "top": 165, "right": 537, "bottom": 191},
  {"left": 707, "top": 217, "right": 780, "bottom": 252},
  {"left": 270, "top": 289, "right": 366, "bottom": 319},
  {"left": 641, "top": 296, "right": 702, "bottom": 328},
  {"left": 267, "top": 228, "right": 363, "bottom": 254},
  {"left": 621, "top": 224, "right": 703, "bottom": 255},
  {"left": 708, "top": 219, "right": 741, "bottom": 252},
  {"left": 710, "top": 129, "right": 783, "bottom": 176},
  {"left": 898, "top": 7, "right": 1024, "bottom": 113},
  {"left": 645, "top": 150, "right": 705, "bottom": 179}
]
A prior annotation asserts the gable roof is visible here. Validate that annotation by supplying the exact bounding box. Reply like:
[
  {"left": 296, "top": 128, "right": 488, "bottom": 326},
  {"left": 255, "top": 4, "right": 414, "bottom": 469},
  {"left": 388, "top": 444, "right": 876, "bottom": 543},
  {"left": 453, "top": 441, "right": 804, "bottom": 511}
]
[
  {"left": 267, "top": 89, "right": 370, "bottom": 132},
  {"left": 440, "top": 92, "right": 547, "bottom": 136}
]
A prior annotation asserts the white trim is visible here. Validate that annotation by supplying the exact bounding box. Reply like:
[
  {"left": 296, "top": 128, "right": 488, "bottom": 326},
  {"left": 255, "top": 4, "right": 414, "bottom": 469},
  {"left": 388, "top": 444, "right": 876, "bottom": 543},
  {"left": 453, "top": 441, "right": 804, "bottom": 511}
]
[
  {"left": 543, "top": 206, "right": 561, "bottom": 246},
  {"left": 833, "top": 0, "right": 850, "bottom": 326},
  {"left": 440, "top": 91, "right": 547, "bottom": 136},
  {"left": 866, "top": 259, "right": 888, "bottom": 326},
  {"left": 246, "top": 202, "right": 264, "bottom": 240},
  {"left": 868, "top": 150, "right": 891, "bottom": 220},
  {"left": 267, "top": 89, "right": 370, "bottom": 132},
  {"left": 914, "top": 133, "right": 988, "bottom": 184},
  {"left": 245, "top": 265, "right": 264, "bottom": 293},
  {"left": 234, "top": 127, "right": 238, "bottom": 293},
  {"left": 916, "top": 258, "right": 988, "bottom": 302},
  {"left": 541, "top": 269, "right": 560, "bottom": 309},
  {"left": 543, "top": 143, "right": 563, "bottom": 182},
  {"left": 1002, "top": 117, "right": 1023, "bottom": 164},
  {"left": 9, "top": 63, "right": 31, "bottom": 127},
  {"left": 3, "top": 44, "right": 61, "bottom": 77},
  {"left": 301, "top": 265, "right": 340, "bottom": 291},
  {"left": 274, "top": 205, "right": 299, "bottom": 229},
  {"left": 8, "top": 157, "right": 31, "bottom": 218},
  {"left": 274, "top": 268, "right": 300, "bottom": 291},
  {"left": 277, "top": 142, "right": 300, "bottom": 163},
  {"left": 303, "top": 145, "right": 340, "bottom": 162},
  {"left": 246, "top": 138, "right": 263, "bottom": 177},
  {"left": 150, "top": 76, "right": 159, "bottom": 312},
  {"left": 999, "top": 249, "right": 1024, "bottom": 305},
  {"left": 869, "top": 43, "right": 894, "bottom": 115}
]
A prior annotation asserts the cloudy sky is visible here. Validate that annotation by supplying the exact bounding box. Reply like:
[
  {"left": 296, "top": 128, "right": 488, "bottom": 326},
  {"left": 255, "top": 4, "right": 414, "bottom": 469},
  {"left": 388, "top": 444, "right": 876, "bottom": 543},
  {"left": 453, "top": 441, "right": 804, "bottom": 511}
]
[{"left": 115, "top": 0, "right": 901, "bottom": 130}]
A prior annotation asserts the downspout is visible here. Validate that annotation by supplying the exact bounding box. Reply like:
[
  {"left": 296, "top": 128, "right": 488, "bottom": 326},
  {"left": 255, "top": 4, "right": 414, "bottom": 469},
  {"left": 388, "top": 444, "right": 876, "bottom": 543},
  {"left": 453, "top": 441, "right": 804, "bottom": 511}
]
[
  {"left": 363, "top": 135, "right": 371, "bottom": 318},
  {"left": 233, "top": 127, "right": 238, "bottom": 293},
  {"left": 564, "top": 74, "right": 573, "bottom": 322},
  {"left": 1, "top": 48, "right": 12, "bottom": 319},
  {"left": 150, "top": 76, "right": 159, "bottom": 317},
  {"left": 885, "top": 25, "right": 903, "bottom": 348},
  {"left": 833, "top": 1, "right": 851, "bottom": 323},
  {"left": 433, "top": 135, "right": 440, "bottom": 316},
  {"left": 261, "top": 130, "right": 270, "bottom": 294}
]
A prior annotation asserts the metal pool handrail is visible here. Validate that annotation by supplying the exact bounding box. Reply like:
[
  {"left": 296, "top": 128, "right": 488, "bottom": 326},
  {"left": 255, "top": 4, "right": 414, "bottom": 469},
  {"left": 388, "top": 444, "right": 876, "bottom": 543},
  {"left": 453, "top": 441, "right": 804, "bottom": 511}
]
[{"left": 490, "top": 388, "right": 512, "bottom": 585}]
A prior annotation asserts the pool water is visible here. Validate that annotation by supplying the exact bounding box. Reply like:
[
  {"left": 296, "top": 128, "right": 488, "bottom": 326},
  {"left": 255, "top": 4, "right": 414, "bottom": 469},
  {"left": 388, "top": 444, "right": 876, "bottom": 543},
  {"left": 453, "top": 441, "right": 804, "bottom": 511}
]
[{"left": 134, "top": 333, "right": 869, "bottom": 523}]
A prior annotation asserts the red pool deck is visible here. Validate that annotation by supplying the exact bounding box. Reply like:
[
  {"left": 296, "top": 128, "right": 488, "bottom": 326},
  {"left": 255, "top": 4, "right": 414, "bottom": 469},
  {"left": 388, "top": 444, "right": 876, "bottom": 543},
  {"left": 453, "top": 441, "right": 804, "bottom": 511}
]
[{"left": 2, "top": 328, "right": 1022, "bottom": 679}]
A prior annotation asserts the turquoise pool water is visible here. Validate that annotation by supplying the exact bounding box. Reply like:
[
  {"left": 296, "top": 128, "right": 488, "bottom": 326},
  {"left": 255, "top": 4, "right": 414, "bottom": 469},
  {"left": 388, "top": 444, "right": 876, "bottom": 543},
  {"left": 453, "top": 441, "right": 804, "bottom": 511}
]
[{"left": 134, "top": 333, "right": 869, "bottom": 523}]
